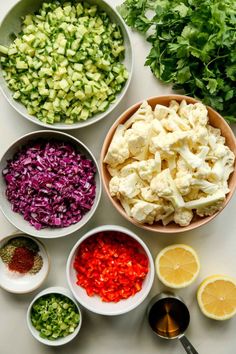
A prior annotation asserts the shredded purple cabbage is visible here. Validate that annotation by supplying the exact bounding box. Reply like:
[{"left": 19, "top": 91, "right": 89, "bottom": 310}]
[{"left": 3, "top": 140, "right": 96, "bottom": 230}]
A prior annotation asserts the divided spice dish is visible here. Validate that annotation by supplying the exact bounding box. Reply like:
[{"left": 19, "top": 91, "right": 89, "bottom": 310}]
[
  {"left": 0, "top": 233, "right": 50, "bottom": 294},
  {"left": 0, "top": 130, "right": 101, "bottom": 238},
  {"left": 100, "top": 95, "right": 236, "bottom": 234},
  {"left": 0, "top": 0, "right": 133, "bottom": 129},
  {"left": 66, "top": 225, "right": 155, "bottom": 316}
]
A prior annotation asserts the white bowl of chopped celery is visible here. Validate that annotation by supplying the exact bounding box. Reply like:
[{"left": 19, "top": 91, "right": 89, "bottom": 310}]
[
  {"left": 27, "top": 286, "right": 82, "bottom": 346},
  {"left": 0, "top": 0, "right": 133, "bottom": 129}
]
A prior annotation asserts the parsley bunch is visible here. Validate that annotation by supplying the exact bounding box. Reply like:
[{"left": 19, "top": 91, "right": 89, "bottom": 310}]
[{"left": 119, "top": 0, "right": 236, "bottom": 123}]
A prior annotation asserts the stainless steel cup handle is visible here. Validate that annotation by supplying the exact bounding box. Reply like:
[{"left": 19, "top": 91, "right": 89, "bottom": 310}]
[{"left": 178, "top": 334, "right": 199, "bottom": 354}]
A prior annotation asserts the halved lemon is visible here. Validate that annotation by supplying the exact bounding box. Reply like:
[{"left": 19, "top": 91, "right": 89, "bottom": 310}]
[
  {"left": 197, "top": 275, "right": 236, "bottom": 320},
  {"left": 155, "top": 244, "right": 200, "bottom": 288}
]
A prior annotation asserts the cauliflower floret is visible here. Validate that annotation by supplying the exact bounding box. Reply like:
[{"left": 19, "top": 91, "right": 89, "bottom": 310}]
[
  {"left": 207, "top": 143, "right": 230, "bottom": 162},
  {"left": 140, "top": 187, "right": 160, "bottom": 202},
  {"left": 179, "top": 102, "right": 208, "bottom": 128},
  {"left": 153, "top": 104, "right": 190, "bottom": 133},
  {"left": 136, "top": 159, "right": 161, "bottom": 182},
  {"left": 177, "top": 157, "right": 189, "bottom": 172},
  {"left": 161, "top": 213, "right": 175, "bottom": 226},
  {"left": 150, "top": 131, "right": 188, "bottom": 154},
  {"left": 124, "top": 100, "right": 154, "bottom": 128},
  {"left": 190, "top": 102, "right": 208, "bottom": 127},
  {"left": 169, "top": 100, "right": 180, "bottom": 112},
  {"left": 207, "top": 126, "right": 226, "bottom": 148},
  {"left": 154, "top": 104, "right": 172, "bottom": 119},
  {"left": 119, "top": 173, "right": 144, "bottom": 199},
  {"left": 154, "top": 149, "right": 176, "bottom": 174},
  {"left": 150, "top": 168, "right": 185, "bottom": 208},
  {"left": 211, "top": 145, "right": 235, "bottom": 181},
  {"left": 125, "top": 120, "right": 152, "bottom": 160},
  {"left": 121, "top": 158, "right": 161, "bottom": 182},
  {"left": 184, "top": 188, "right": 201, "bottom": 202},
  {"left": 151, "top": 131, "right": 205, "bottom": 169},
  {"left": 185, "top": 190, "right": 225, "bottom": 216},
  {"left": 107, "top": 166, "right": 120, "bottom": 177},
  {"left": 194, "top": 162, "right": 212, "bottom": 179},
  {"left": 174, "top": 208, "right": 193, "bottom": 226},
  {"left": 155, "top": 201, "right": 175, "bottom": 223},
  {"left": 151, "top": 119, "right": 166, "bottom": 135},
  {"left": 178, "top": 99, "right": 188, "bottom": 116},
  {"left": 175, "top": 168, "right": 219, "bottom": 195},
  {"left": 109, "top": 173, "right": 144, "bottom": 199},
  {"left": 120, "top": 161, "right": 139, "bottom": 177},
  {"left": 107, "top": 158, "right": 138, "bottom": 177},
  {"left": 109, "top": 176, "right": 120, "bottom": 197},
  {"left": 131, "top": 201, "right": 161, "bottom": 224},
  {"left": 174, "top": 142, "right": 206, "bottom": 169},
  {"left": 196, "top": 200, "right": 225, "bottom": 217},
  {"left": 175, "top": 171, "right": 192, "bottom": 195},
  {"left": 161, "top": 111, "right": 191, "bottom": 132},
  {"left": 192, "top": 179, "right": 219, "bottom": 194},
  {"left": 192, "top": 126, "right": 209, "bottom": 146},
  {"left": 161, "top": 116, "right": 180, "bottom": 132},
  {"left": 104, "top": 125, "right": 129, "bottom": 167},
  {"left": 165, "top": 154, "right": 177, "bottom": 173},
  {"left": 196, "top": 146, "right": 210, "bottom": 160},
  {"left": 120, "top": 196, "right": 133, "bottom": 216}
]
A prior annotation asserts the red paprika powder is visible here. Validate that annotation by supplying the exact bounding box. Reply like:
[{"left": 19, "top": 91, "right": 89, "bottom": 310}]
[{"left": 8, "top": 247, "right": 35, "bottom": 274}]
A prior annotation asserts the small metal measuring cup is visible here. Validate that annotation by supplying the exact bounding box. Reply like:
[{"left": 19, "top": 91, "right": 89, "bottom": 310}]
[{"left": 147, "top": 292, "right": 199, "bottom": 354}]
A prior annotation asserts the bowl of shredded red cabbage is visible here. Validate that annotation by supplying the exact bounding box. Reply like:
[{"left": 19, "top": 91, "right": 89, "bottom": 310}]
[{"left": 0, "top": 131, "right": 101, "bottom": 238}]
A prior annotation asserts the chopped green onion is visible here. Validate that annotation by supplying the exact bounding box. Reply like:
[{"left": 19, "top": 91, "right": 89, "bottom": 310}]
[{"left": 31, "top": 293, "right": 80, "bottom": 340}]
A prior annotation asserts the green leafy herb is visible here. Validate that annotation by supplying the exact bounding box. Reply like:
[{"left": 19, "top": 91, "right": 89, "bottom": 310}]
[{"left": 119, "top": 0, "right": 236, "bottom": 123}]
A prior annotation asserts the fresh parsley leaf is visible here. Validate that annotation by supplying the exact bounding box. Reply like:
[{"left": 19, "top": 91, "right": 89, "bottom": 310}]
[{"left": 119, "top": 0, "right": 236, "bottom": 123}]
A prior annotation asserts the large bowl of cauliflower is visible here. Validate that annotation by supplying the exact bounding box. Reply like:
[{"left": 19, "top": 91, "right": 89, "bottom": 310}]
[{"left": 101, "top": 95, "right": 236, "bottom": 233}]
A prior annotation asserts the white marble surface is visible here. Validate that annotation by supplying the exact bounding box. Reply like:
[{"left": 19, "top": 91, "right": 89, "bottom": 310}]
[{"left": 0, "top": 1, "right": 236, "bottom": 353}]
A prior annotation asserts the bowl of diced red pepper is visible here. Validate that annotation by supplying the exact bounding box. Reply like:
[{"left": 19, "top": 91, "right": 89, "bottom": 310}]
[{"left": 66, "top": 225, "right": 155, "bottom": 316}]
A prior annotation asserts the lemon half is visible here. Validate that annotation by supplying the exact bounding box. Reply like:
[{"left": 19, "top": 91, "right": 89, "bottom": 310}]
[
  {"left": 155, "top": 244, "right": 200, "bottom": 289},
  {"left": 197, "top": 275, "right": 236, "bottom": 320}
]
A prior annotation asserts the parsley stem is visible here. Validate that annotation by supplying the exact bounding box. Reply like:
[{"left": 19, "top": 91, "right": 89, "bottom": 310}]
[{"left": 206, "top": 55, "right": 228, "bottom": 68}]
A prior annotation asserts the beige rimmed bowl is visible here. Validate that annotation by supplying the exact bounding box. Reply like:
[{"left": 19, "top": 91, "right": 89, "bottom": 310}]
[{"left": 100, "top": 95, "right": 236, "bottom": 234}]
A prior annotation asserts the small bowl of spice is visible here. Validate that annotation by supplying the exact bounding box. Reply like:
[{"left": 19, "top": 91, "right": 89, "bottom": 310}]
[
  {"left": 0, "top": 233, "right": 50, "bottom": 293},
  {"left": 27, "top": 286, "right": 82, "bottom": 346}
]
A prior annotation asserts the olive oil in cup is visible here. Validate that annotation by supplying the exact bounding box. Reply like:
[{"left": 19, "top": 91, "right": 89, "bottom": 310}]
[{"left": 147, "top": 292, "right": 199, "bottom": 354}]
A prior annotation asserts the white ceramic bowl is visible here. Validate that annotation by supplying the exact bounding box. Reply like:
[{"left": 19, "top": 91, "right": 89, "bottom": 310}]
[
  {"left": 0, "top": 0, "right": 133, "bottom": 130},
  {"left": 0, "top": 130, "right": 101, "bottom": 238},
  {"left": 0, "top": 233, "right": 50, "bottom": 294},
  {"left": 27, "top": 286, "right": 82, "bottom": 346},
  {"left": 67, "top": 225, "right": 155, "bottom": 316}
]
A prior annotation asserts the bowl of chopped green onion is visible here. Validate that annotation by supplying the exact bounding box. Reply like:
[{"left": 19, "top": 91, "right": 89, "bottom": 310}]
[
  {"left": 27, "top": 286, "right": 82, "bottom": 346},
  {"left": 0, "top": 0, "right": 133, "bottom": 129}
]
